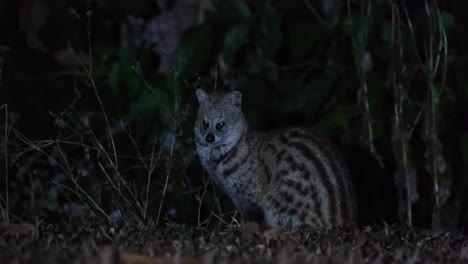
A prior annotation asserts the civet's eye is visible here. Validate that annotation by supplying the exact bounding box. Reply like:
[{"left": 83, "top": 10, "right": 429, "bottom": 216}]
[
  {"left": 216, "top": 122, "right": 225, "bottom": 130},
  {"left": 202, "top": 121, "right": 209, "bottom": 129}
]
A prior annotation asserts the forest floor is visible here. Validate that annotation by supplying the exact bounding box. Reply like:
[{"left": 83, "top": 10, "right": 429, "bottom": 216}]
[{"left": 1, "top": 222, "right": 468, "bottom": 263}]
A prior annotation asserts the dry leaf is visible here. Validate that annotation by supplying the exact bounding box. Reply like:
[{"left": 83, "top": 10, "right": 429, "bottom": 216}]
[
  {"left": 98, "top": 246, "right": 120, "bottom": 264},
  {"left": 240, "top": 221, "right": 261, "bottom": 239},
  {"left": 52, "top": 48, "right": 91, "bottom": 66},
  {"left": 120, "top": 252, "right": 201, "bottom": 264},
  {"left": 263, "top": 227, "right": 300, "bottom": 244},
  {"left": 0, "top": 223, "right": 37, "bottom": 236}
]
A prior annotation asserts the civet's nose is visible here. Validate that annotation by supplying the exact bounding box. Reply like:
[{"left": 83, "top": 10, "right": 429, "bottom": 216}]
[{"left": 205, "top": 134, "right": 215, "bottom": 143}]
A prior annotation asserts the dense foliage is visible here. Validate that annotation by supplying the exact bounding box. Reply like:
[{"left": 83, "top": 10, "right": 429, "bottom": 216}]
[{"left": 1, "top": 0, "right": 467, "bottom": 232}]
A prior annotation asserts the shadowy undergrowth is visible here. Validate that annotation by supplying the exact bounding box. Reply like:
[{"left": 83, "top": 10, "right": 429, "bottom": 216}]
[{"left": 0, "top": 0, "right": 467, "bottom": 234}]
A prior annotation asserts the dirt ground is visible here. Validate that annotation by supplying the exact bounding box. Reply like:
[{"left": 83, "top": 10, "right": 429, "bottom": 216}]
[{"left": 1, "top": 222, "right": 468, "bottom": 263}]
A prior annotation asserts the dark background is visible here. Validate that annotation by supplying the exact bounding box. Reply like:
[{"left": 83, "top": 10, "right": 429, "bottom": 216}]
[{"left": 0, "top": 0, "right": 467, "bottom": 231}]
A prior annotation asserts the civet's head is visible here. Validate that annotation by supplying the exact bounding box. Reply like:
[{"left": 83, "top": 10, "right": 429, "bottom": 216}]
[{"left": 194, "top": 89, "right": 247, "bottom": 147}]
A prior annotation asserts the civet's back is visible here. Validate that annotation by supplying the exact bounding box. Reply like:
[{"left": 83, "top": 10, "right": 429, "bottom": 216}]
[{"left": 194, "top": 89, "right": 356, "bottom": 229}]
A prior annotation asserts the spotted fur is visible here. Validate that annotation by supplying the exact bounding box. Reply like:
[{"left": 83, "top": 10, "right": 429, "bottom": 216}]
[{"left": 194, "top": 89, "right": 357, "bottom": 229}]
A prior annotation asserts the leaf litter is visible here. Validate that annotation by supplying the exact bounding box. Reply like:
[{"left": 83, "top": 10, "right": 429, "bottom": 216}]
[{"left": 1, "top": 222, "right": 467, "bottom": 263}]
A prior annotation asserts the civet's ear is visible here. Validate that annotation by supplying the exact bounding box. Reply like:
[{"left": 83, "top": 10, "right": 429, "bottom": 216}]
[
  {"left": 224, "top": 91, "right": 242, "bottom": 108},
  {"left": 195, "top": 89, "right": 209, "bottom": 106}
]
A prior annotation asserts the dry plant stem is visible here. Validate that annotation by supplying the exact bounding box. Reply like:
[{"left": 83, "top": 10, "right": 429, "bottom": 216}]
[
  {"left": 402, "top": 7, "right": 430, "bottom": 139},
  {"left": 304, "top": 0, "right": 329, "bottom": 27},
  {"left": 156, "top": 119, "right": 176, "bottom": 225},
  {"left": 230, "top": 211, "right": 240, "bottom": 226},
  {"left": 361, "top": 82, "right": 375, "bottom": 154},
  {"left": 13, "top": 131, "right": 111, "bottom": 221},
  {"left": 172, "top": 72, "right": 179, "bottom": 117},
  {"left": 90, "top": 132, "right": 143, "bottom": 213},
  {"left": 210, "top": 212, "right": 233, "bottom": 226},
  {"left": 69, "top": 39, "right": 124, "bottom": 216},
  {"left": 122, "top": 125, "right": 159, "bottom": 219},
  {"left": 391, "top": 4, "right": 413, "bottom": 226},
  {"left": 144, "top": 137, "right": 158, "bottom": 219},
  {"left": 426, "top": 3, "right": 440, "bottom": 216},
  {"left": 430, "top": 85, "right": 441, "bottom": 228},
  {"left": 156, "top": 167, "right": 170, "bottom": 226},
  {"left": 114, "top": 60, "right": 191, "bottom": 220},
  {"left": 197, "top": 173, "right": 210, "bottom": 226},
  {"left": 417, "top": 0, "right": 447, "bottom": 229},
  {"left": 132, "top": 65, "right": 174, "bottom": 122},
  {"left": 71, "top": 11, "right": 118, "bottom": 169},
  {"left": 210, "top": 175, "right": 224, "bottom": 222},
  {"left": 347, "top": 0, "right": 377, "bottom": 157},
  {"left": 404, "top": 1, "right": 447, "bottom": 130},
  {"left": 1, "top": 104, "right": 8, "bottom": 223},
  {"left": 426, "top": 0, "right": 448, "bottom": 229},
  {"left": 198, "top": 173, "right": 223, "bottom": 226},
  {"left": 51, "top": 179, "right": 109, "bottom": 220},
  {"left": 88, "top": 77, "right": 118, "bottom": 169},
  {"left": 87, "top": 12, "right": 93, "bottom": 75},
  {"left": 11, "top": 139, "right": 143, "bottom": 161},
  {"left": 0, "top": 46, "right": 9, "bottom": 222},
  {"left": 55, "top": 141, "right": 112, "bottom": 222},
  {"left": 402, "top": 135, "right": 412, "bottom": 227},
  {"left": 197, "top": 174, "right": 222, "bottom": 228},
  {"left": 362, "top": 1, "right": 376, "bottom": 156},
  {"left": 4, "top": 129, "right": 132, "bottom": 220},
  {"left": 97, "top": 162, "right": 137, "bottom": 218}
]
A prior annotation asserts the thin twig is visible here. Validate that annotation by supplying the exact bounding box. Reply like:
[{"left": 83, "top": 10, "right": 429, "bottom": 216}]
[
  {"left": 304, "top": 0, "right": 329, "bottom": 27},
  {"left": 13, "top": 132, "right": 112, "bottom": 221},
  {"left": 156, "top": 167, "right": 170, "bottom": 226},
  {"left": 0, "top": 104, "right": 8, "bottom": 223},
  {"left": 90, "top": 132, "right": 143, "bottom": 213},
  {"left": 0, "top": 45, "right": 10, "bottom": 222},
  {"left": 121, "top": 123, "right": 159, "bottom": 219},
  {"left": 55, "top": 140, "right": 113, "bottom": 222}
]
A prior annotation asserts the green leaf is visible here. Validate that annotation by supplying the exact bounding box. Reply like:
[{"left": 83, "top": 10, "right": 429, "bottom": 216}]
[
  {"left": 255, "top": 6, "right": 283, "bottom": 56},
  {"left": 108, "top": 62, "right": 120, "bottom": 94},
  {"left": 322, "top": 0, "right": 342, "bottom": 21},
  {"left": 380, "top": 21, "right": 393, "bottom": 44},
  {"left": 128, "top": 90, "right": 159, "bottom": 121},
  {"left": 325, "top": 104, "right": 353, "bottom": 131},
  {"left": 288, "top": 19, "right": 321, "bottom": 59},
  {"left": 440, "top": 11, "right": 455, "bottom": 30},
  {"left": 285, "top": 218, "right": 293, "bottom": 231},
  {"left": 171, "top": 24, "right": 213, "bottom": 79},
  {"left": 283, "top": 77, "right": 332, "bottom": 116},
  {"left": 44, "top": 188, "right": 59, "bottom": 212},
  {"left": 223, "top": 23, "right": 250, "bottom": 65},
  {"left": 231, "top": 0, "right": 252, "bottom": 18}
]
